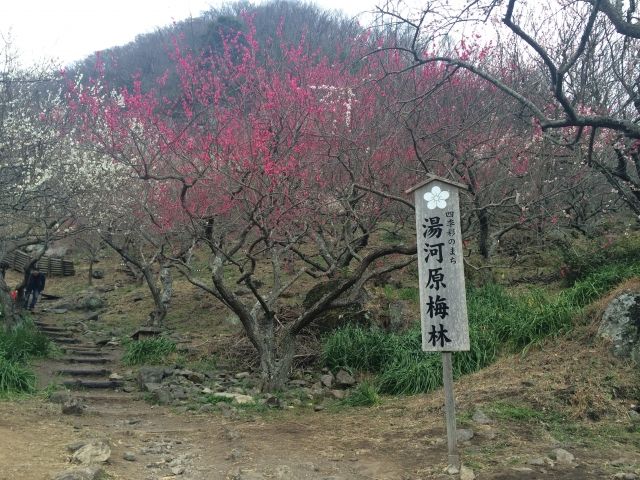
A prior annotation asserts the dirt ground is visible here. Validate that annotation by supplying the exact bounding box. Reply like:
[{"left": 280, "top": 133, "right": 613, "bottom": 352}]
[{"left": 1, "top": 318, "right": 639, "bottom": 480}]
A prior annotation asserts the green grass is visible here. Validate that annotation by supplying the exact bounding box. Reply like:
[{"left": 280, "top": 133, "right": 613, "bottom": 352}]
[
  {"left": 122, "top": 337, "right": 177, "bottom": 365},
  {"left": 0, "top": 357, "right": 36, "bottom": 396},
  {"left": 0, "top": 321, "right": 51, "bottom": 363},
  {"left": 341, "top": 381, "right": 380, "bottom": 407},
  {"left": 323, "top": 262, "right": 640, "bottom": 396},
  {"left": 0, "top": 320, "right": 51, "bottom": 396}
]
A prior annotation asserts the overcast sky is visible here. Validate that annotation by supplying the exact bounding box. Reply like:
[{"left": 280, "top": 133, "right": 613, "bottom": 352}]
[{"left": 0, "top": 0, "right": 381, "bottom": 67}]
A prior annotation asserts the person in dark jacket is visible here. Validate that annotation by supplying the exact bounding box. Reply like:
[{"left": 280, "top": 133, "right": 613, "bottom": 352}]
[{"left": 24, "top": 269, "right": 46, "bottom": 311}]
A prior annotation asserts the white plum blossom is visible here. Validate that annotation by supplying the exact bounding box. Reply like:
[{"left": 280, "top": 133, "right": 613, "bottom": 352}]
[{"left": 423, "top": 185, "right": 450, "bottom": 209}]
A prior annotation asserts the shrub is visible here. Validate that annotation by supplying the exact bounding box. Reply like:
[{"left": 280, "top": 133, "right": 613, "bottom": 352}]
[
  {"left": 559, "top": 234, "right": 640, "bottom": 283},
  {"left": 122, "top": 337, "right": 176, "bottom": 365}
]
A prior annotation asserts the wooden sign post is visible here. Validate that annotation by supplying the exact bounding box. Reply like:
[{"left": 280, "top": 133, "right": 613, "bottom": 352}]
[{"left": 407, "top": 175, "right": 470, "bottom": 471}]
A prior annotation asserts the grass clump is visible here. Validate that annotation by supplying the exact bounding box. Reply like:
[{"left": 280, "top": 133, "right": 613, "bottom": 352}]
[
  {"left": 341, "top": 381, "right": 381, "bottom": 407},
  {"left": 323, "top": 262, "right": 640, "bottom": 396},
  {"left": 122, "top": 337, "right": 176, "bottom": 365},
  {"left": 0, "top": 321, "right": 51, "bottom": 363},
  {"left": 0, "top": 357, "right": 36, "bottom": 395},
  {"left": 0, "top": 321, "right": 49, "bottom": 396}
]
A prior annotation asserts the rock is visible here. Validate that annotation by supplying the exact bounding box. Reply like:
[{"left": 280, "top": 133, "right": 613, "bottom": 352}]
[
  {"left": 329, "top": 389, "right": 345, "bottom": 400},
  {"left": 152, "top": 387, "right": 173, "bottom": 405},
  {"left": 171, "top": 465, "right": 186, "bottom": 475},
  {"left": 66, "top": 441, "right": 88, "bottom": 453},
  {"left": 62, "top": 398, "right": 86, "bottom": 415},
  {"left": 79, "top": 294, "right": 105, "bottom": 311},
  {"left": 227, "top": 448, "right": 244, "bottom": 460},
  {"left": 335, "top": 370, "right": 356, "bottom": 387},
  {"left": 227, "top": 468, "right": 264, "bottom": 480},
  {"left": 199, "top": 404, "right": 216, "bottom": 413},
  {"left": 472, "top": 408, "right": 493, "bottom": 424},
  {"left": 143, "top": 382, "right": 162, "bottom": 393},
  {"left": 550, "top": 448, "right": 575, "bottom": 465},
  {"left": 213, "top": 392, "right": 255, "bottom": 405},
  {"left": 91, "top": 269, "right": 104, "bottom": 279},
  {"left": 314, "top": 404, "right": 325, "bottom": 412},
  {"left": 52, "top": 466, "right": 104, "bottom": 480},
  {"left": 460, "top": 465, "right": 475, "bottom": 480},
  {"left": 614, "top": 474, "right": 640, "bottom": 480},
  {"left": 137, "top": 366, "right": 166, "bottom": 388},
  {"left": 235, "top": 371, "right": 251, "bottom": 379},
  {"left": 527, "top": 457, "right": 546, "bottom": 466},
  {"left": 265, "top": 395, "right": 283, "bottom": 409},
  {"left": 456, "top": 428, "right": 474, "bottom": 443},
  {"left": 320, "top": 373, "right": 334, "bottom": 388},
  {"left": 445, "top": 465, "right": 459, "bottom": 475},
  {"left": 599, "top": 293, "right": 640, "bottom": 362},
  {"left": 123, "top": 451, "right": 136, "bottom": 461},
  {"left": 84, "top": 312, "right": 100, "bottom": 322},
  {"left": 109, "top": 373, "right": 123, "bottom": 381},
  {"left": 71, "top": 440, "right": 111, "bottom": 465}
]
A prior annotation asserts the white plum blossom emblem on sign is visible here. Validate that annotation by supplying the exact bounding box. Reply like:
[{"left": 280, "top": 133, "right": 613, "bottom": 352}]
[{"left": 424, "top": 186, "right": 450, "bottom": 209}]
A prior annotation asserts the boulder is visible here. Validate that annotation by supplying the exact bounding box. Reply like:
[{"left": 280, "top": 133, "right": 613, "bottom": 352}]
[
  {"left": 137, "top": 366, "right": 166, "bottom": 388},
  {"left": 71, "top": 440, "right": 111, "bottom": 465},
  {"left": 599, "top": 293, "right": 640, "bottom": 363},
  {"left": 335, "top": 369, "right": 356, "bottom": 387},
  {"left": 91, "top": 269, "right": 104, "bottom": 279}
]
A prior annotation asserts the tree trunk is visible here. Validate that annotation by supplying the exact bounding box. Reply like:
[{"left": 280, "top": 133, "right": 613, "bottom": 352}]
[
  {"left": 477, "top": 207, "right": 492, "bottom": 259},
  {"left": 0, "top": 273, "right": 18, "bottom": 330},
  {"left": 257, "top": 330, "right": 295, "bottom": 393},
  {"left": 88, "top": 260, "right": 94, "bottom": 286},
  {"left": 142, "top": 266, "right": 166, "bottom": 328}
]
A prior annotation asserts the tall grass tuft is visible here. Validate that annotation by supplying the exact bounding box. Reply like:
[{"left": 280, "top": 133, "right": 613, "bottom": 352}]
[
  {"left": 341, "top": 381, "right": 381, "bottom": 406},
  {"left": 323, "top": 262, "right": 640, "bottom": 396},
  {"left": 0, "top": 357, "right": 36, "bottom": 395},
  {"left": 122, "top": 337, "right": 177, "bottom": 366},
  {"left": 0, "top": 322, "right": 51, "bottom": 363}
]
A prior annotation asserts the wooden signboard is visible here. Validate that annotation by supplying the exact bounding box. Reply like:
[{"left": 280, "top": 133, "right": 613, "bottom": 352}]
[
  {"left": 407, "top": 175, "right": 470, "bottom": 471},
  {"left": 408, "top": 176, "right": 470, "bottom": 352}
]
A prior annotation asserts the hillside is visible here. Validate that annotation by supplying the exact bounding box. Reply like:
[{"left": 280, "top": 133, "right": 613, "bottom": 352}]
[{"left": 1, "top": 246, "right": 639, "bottom": 479}]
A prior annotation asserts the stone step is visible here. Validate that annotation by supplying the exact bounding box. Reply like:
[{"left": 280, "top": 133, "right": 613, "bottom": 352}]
[
  {"left": 64, "top": 357, "right": 110, "bottom": 364},
  {"left": 43, "top": 330, "right": 73, "bottom": 336},
  {"left": 53, "top": 337, "right": 81, "bottom": 345},
  {"left": 62, "top": 379, "right": 124, "bottom": 390},
  {"left": 38, "top": 326, "right": 67, "bottom": 332},
  {"left": 65, "top": 350, "right": 106, "bottom": 357},
  {"left": 63, "top": 344, "right": 105, "bottom": 350},
  {"left": 56, "top": 368, "right": 111, "bottom": 377},
  {"left": 72, "top": 392, "right": 137, "bottom": 403}
]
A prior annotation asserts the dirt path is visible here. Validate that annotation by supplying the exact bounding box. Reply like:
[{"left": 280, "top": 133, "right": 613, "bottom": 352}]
[{"left": 1, "top": 310, "right": 638, "bottom": 479}]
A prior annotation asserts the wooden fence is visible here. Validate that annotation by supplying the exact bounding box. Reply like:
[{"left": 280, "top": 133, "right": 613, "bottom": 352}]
[{"left": 0, "top": 250, "right": 75, "bottom": 277}]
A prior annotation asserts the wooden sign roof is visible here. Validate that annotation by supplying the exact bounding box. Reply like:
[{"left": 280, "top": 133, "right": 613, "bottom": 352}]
[{"left": 405, "top": 175, "right": 468, "bottom": 195}]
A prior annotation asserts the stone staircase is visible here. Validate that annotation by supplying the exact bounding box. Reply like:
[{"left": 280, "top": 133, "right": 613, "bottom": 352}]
[{"left": 35, "top": 320, "right": 126, "bottom": 393}]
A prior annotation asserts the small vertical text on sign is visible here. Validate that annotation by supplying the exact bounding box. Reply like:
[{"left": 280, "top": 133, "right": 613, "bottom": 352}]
[{"left": 409, "top": 177, "right": 470, "bottom": 352}]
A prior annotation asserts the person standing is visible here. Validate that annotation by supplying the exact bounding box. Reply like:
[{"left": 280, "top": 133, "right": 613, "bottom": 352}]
[{"left": 24, "top": 269, "right": 46, "bottom": 311}]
